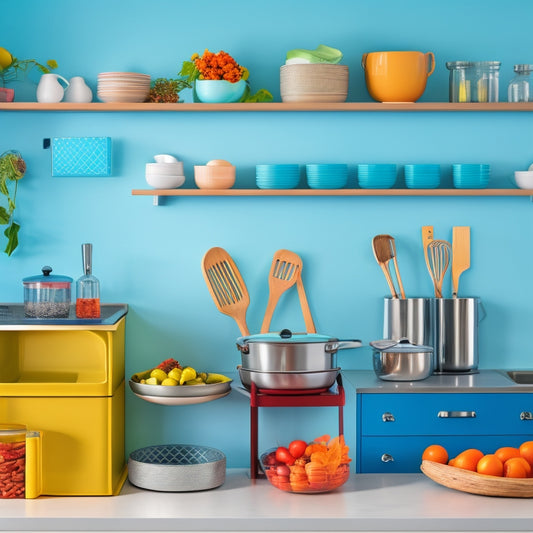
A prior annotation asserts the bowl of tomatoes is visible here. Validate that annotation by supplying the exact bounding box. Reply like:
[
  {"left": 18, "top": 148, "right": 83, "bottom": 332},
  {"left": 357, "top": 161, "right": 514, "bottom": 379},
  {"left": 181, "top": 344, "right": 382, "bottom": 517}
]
[{"left": 260, "top": 435, "right": 351, "bottom": 493}]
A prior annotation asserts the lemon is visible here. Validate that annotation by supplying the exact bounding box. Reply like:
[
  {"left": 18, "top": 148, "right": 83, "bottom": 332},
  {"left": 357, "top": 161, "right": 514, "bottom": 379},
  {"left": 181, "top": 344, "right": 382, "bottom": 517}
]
[
  {"left": 161, "top": 378, "right": 178, "bottom": 386},
  {"left": 150, "top": 368, "right": 168, "bottom": 382},
  {"left": 145, "top": 377, "right": 159, "bottom": 385},
  {"left": 168, "top": 367, "right": 182, "bottom": 381},
  {"left": 179, "top": 366, "right": 197, "bottom": 385},
  {"left": 0, "top": 47, "right": 13, "bottom": 70}
]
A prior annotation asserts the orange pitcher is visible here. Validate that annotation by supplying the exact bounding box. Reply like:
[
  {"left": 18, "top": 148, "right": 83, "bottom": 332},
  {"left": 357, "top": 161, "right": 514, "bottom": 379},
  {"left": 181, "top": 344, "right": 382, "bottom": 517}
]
[{"left": 361, "top": 51, "right": 435, "bottom": 102}]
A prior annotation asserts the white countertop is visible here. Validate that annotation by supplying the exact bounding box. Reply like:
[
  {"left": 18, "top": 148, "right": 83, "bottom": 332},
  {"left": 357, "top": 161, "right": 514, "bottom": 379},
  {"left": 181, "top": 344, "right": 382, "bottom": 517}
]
[{"left": 2, "top": 470, "right": 533, "bottom": 532}]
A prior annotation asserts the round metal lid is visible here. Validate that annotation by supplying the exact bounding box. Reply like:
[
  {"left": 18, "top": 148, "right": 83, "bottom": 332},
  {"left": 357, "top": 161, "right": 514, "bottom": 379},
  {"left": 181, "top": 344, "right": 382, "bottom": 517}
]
[
  {"left": 370, "top": 337, "right": 433, "bottom": 353},
  {"left": 23, "top": 266, "right": 73, "bottom": 285},
  {"left": 238, "top": 329, "right": 337, "bottom": 344}
]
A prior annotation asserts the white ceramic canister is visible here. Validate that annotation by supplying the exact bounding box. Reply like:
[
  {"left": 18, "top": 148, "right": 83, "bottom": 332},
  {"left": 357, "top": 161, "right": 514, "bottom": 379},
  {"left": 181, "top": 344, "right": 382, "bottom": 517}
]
[
  {"left": 64, "top": 76, "right": 93, "bottom": 103},
  {"left": 36, "top": 73, "right": 69, "bottom": 103}
]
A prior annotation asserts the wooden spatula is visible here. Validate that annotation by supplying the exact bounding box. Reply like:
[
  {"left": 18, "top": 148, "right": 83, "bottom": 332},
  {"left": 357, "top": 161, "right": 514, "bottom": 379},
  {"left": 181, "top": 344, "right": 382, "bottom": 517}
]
[
  {"left": 452, "top": 226, "right": 471, "bottom": 298},
  {"left": 422, "top": 225, "right": 434, "bottom": 280},
  {"left": 201, "top": 247, "right": 250, "bottom": 336},
  {"left": 372, "top": 234, "right": 404, "bottom": 299},
  {"left": 295, "top": 266, "right": 316, "bottom": 334},
  {"left": 260, "top": 249, "right": 302, "bottom": 333}
]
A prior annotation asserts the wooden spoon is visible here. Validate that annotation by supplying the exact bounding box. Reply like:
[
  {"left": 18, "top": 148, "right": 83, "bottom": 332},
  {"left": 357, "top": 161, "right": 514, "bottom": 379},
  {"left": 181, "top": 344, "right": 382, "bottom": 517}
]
[
  {"left": 427, "top": 239, "right": 451, "bottom": 298},
  {"left": 452, "top": 226, "right": 470, "bottom": 298},
  {"left": 372, "top": 234, "right": 404, "bottom": 299},
  {"left": 201, "top": 247, "right": 250, "bottom": 336},
  {"left": 260, "top": 249, "right": 302, "bottom": 333}
]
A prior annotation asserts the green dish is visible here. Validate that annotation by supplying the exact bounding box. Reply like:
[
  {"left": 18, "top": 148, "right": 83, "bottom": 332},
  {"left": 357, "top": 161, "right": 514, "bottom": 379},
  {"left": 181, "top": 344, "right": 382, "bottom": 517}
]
[{"left": 286, "top": 44, "right": 343, "bottom": 64}]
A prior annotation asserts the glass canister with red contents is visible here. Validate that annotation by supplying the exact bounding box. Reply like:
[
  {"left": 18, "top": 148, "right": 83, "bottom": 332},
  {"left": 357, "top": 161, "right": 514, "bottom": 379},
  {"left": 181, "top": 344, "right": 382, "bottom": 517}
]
[
  {"left": 0, "top": 424, "right": 27, "bottom": 499},
  {"left": 76, "top": 243, "right": 101, "bottom": 318}
]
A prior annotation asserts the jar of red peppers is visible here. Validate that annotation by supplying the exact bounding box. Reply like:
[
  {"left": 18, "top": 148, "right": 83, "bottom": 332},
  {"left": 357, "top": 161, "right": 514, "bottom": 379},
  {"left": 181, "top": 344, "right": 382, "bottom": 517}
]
[
  {"left": 0, "top": 424, "right": 27, "bottom": 499},
  {"left": 76, "top": 243, "right": 100, "bottom": 319}
]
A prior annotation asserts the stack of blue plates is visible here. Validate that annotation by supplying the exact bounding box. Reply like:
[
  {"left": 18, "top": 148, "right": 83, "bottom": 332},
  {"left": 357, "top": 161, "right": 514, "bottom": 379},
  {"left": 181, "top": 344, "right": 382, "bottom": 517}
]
[
  {"left": 256, "top": 164, "right": 300, "bottom": 189},
  {"left": 404, "top": 164, "right": 441, "bottom": 189},
  {"left": 452, "top": 164, "right": 490, "bottom": 189},
  {"left": 357, "top": 164, "right": 397, "bottom": 189},
  {"left": 305, "top": 164, "right": 348, "bottom": 189}
]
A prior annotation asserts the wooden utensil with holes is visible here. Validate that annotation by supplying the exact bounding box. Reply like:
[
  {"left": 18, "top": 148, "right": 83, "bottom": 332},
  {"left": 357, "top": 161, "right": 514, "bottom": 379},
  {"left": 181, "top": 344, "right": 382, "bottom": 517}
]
[
  {"left": 452, "top": 226, "right": 471, "bottom": 298},
  {"left": 295, "top": 267, "right": 316, "bottom": 334},
  {"left": 260, "top": 249, "right": 302, "bottom": 333},
  {"left": 422, "top": 225, "right": 434, "bottom": 281},
  {"left": 427, "top": 239, "right": 451, "bottom": 298},
  {"left": 201, "top": 247, "right": 250, "bottom": 336},
  {"left": 372, "top": 234, "right": 404, "bottom": 299}
]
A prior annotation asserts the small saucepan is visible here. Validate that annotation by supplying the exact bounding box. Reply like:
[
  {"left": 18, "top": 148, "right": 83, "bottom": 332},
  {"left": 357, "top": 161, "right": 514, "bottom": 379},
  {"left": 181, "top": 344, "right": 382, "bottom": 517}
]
[
  {"left": 236, "top": 329, "right": 362, "bottom": 372},
  {"left": 370, "top": 338, "right": 434, "bottom": 381}
]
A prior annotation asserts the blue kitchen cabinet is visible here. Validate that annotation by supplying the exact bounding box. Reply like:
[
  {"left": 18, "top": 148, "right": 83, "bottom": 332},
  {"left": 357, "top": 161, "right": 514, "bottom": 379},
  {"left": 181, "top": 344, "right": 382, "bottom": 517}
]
[{"left": 356, "top": 393, "right": 533, "bottom": 473}]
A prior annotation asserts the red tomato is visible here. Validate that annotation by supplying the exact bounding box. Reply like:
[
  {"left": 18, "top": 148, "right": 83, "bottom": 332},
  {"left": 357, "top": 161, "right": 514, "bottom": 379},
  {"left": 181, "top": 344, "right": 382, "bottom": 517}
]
[
  {"left": 289, "top": 439, "right": 308, "bottom": 459},
  {"left": 275, "top": 446, "right": 296, "bottom": 465}
]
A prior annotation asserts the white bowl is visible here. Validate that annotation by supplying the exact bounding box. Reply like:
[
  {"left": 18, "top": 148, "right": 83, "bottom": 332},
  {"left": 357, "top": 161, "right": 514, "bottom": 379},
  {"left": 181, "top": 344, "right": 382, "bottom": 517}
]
[
  {"left": 514, "top": 170, "right": 533, "bottom": 189},
  {"left": 146, "top": 174, "right": 185, "bottom": 189},
  {"left": 146, "top": 162, "right": 184, "bottom": 175}
]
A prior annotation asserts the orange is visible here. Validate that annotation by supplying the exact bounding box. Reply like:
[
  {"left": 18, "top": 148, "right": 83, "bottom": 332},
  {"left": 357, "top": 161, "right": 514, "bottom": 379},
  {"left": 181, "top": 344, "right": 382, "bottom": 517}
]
[
  {"left": 507, "top": 456, "right": 531, "bottom": 477},
  {"left": 453, "top": 449, "right": 484, "bottom": 472},
  {"left": 422, "top": 444, "right": 448, "bottom": 464},
  {"left": 494, "top": 446, "right": 521, "bottom": 464},
  {"left": 448, "top": 457, "right": 456, "bottom": 467},
  {"left": 476, "top": 454, "right": 503, "bottom": 477},
  {"left": 503, "top": 457, "right": 529, "bottom": 478},
  {"left": 519, "top": 441, "right": 533, "bottom": 467}
]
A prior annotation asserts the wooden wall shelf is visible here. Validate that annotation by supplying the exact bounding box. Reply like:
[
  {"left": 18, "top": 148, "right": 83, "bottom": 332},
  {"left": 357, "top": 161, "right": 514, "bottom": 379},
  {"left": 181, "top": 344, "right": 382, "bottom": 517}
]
[{"left": 3, "top": 102, "right": 533, "bottom": 112}]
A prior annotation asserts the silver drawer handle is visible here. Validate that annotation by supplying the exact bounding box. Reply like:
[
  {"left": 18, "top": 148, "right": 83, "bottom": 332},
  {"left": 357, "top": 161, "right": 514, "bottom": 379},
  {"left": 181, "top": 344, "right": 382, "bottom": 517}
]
[
  {"left": 382, "top": 412, "right": 395, "bottom": 422},
  {"left": 521, "top": 411, "right": 533, "bottom": 421},
  {"left": 438, "top": 410, "right": 476, "bottom": 418},
  {"left": 381, "top": 453, "right": 394, "bottom": 463}
]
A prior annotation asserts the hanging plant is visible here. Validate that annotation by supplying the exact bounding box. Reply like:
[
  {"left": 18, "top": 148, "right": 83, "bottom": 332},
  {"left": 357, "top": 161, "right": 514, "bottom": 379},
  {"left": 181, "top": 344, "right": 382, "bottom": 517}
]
[{"left": 0, "top": 150, "right": 26, "bottom": 256}]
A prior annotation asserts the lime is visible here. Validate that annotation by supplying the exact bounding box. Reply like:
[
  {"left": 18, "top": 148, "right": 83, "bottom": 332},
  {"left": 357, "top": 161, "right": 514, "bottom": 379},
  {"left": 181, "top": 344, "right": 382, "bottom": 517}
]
[{"left": 0, "top": 47, "right": 13, "bottom": 70}]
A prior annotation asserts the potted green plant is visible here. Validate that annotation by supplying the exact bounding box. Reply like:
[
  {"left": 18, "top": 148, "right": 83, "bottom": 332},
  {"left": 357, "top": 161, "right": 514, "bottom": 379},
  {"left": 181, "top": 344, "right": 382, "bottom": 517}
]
[
  {"left": 147, "top": 77, "right": 191, "bottom": 103},
  {"left": 0, "top": 46, "right": 57, "bottom": 101},
  {"left": 0, "top": 150, "right": 26, "bottom": 255}
]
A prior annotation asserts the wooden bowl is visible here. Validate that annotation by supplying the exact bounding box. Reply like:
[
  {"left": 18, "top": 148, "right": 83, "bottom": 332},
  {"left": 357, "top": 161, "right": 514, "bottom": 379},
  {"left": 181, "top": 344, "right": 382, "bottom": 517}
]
[{"left": 421, "top": 460, "right": 533, "bottom": 498}]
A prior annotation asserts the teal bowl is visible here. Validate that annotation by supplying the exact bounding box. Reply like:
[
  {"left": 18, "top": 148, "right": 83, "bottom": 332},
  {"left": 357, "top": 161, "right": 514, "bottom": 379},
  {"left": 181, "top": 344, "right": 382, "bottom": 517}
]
[{"left": 194, "top": 79, "right": 247, "bottom": 103}]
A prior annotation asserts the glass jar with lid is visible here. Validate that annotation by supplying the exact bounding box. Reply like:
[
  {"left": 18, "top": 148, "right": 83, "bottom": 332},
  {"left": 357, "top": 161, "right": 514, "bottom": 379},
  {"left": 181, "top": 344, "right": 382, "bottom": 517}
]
[
  {"left": 0, "top": 424, "right": 26, "bottom": 499},
  {"left": 508, "top": 64, "right": 533, "bottom": 102},
  {"left": 446, "top": 61, "right": 474, "bottom": 102},
  {"left": 23, "top": 266, "right": 73, "bottom": 318}
]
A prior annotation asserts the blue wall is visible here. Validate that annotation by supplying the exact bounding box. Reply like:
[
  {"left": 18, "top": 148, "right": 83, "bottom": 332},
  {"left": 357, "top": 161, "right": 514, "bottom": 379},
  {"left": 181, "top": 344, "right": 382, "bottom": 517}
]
[{"left": 2, "top": 0, "right": 533, "bottom": 467}]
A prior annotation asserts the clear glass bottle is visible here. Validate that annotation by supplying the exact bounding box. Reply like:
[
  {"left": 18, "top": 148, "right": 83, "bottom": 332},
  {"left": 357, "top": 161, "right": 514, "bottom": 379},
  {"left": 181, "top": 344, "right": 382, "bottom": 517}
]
[
  {"left": 75, "top": 243, "right": 100, "bottom": 318},
  {"left": 508, "top": 64, "right": 533, "bottom": 102}
]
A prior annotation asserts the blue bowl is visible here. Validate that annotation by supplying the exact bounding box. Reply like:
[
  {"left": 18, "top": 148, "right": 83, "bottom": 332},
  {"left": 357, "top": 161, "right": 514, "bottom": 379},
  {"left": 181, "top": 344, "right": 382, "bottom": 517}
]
[
  {"left": 357, "top": 164, "right": 397, "bottom": 188},
  {"left": 452, "top": 164, "right": 490, "bottom": 188},
  {"left": 194, "top": 79, "right": 247, "bottom": 103},
  {"left": 404, "top": 164, "right": 441, "bottom": 189}
]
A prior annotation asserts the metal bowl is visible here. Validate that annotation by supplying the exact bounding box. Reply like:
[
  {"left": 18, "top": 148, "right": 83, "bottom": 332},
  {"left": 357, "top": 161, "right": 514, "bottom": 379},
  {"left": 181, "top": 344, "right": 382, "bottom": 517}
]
[
  {"left": 372, "top": 350, "right": 434, "bottom": 381},
  {"left": 128, "top": 444, "right": 226, "bottom": 492},
  {"left": 238, "top": 367, "right": 340, "bottom": 391}
]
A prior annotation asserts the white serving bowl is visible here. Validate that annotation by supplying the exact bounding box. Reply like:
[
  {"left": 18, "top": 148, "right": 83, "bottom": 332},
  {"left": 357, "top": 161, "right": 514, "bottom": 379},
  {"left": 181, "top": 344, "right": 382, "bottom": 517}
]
[
  {"left": 145, "top": 174, "right": 185, "bottom": 189},
  {"left": 146, "top": 162, "right": 184, "bottom": 175},
  {"left": 514, "top": 170, "right": 533, "bottom": 189}
]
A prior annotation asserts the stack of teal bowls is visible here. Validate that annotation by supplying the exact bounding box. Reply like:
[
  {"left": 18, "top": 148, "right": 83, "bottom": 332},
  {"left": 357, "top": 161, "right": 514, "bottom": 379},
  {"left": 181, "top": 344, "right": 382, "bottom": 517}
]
[
  {"left": 404, "top": 164, "right": 441, "bottom": 189},
  {"left": 357, "top": 164, "right": 397, "bottom": 189},
  {"left": 305, "top": 164, "right": 348, "bottom": 189},
  {"left": 256, "top": 165, "right": 300, "bottom": 189},
  {"left": 452, "top": 164, "right": 490, "bottom": 188}
]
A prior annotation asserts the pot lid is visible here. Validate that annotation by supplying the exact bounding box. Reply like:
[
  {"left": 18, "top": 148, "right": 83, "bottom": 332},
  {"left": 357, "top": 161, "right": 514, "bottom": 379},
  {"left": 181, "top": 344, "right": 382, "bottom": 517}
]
[
  {"left": 23, "top": 266, "right": 73, "bottom": 285},
  {"left": 369, "top": 337, "right": 433, "bottom": 353},
  {"left": 238, "top": 329, "right": 337, "bottom": 344}
]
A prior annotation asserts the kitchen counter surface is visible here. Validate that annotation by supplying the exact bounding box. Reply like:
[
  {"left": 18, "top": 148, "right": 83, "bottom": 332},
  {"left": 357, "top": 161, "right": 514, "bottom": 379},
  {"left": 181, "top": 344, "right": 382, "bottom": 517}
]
[
  {"left": 2, "top": 470, "right": 533, "bottom": 532},
  {"left": 342, "top": 369, "right": 533, "bottom": 393}
]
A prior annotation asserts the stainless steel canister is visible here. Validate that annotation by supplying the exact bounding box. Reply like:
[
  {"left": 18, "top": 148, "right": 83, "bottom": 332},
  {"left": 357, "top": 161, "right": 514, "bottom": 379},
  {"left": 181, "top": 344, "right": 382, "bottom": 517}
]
[
  {"left": 383, "top": 297, "right": 433, "bottom": 348},
  {"left": 434, "top": 297, "right": 484, "bottom": 373}
]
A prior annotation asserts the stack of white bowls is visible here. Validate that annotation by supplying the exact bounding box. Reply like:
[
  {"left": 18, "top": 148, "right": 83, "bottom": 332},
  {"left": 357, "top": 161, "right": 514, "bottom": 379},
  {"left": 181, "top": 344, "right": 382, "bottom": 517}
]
[
  {"left": 97, "top": 72, "right": 151, "bottom": 103},
  {"left": 145, "top": 155, "right": 185, "bottom": 189},
  {"left": 280, "top": 64, "right": 349, "bottom": 102}
]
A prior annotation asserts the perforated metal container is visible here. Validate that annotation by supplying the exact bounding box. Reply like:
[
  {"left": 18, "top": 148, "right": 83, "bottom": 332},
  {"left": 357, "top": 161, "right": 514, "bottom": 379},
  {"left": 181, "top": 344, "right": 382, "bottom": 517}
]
[{"left": 128, "top": 444, "right": 226, "bottom": 492}]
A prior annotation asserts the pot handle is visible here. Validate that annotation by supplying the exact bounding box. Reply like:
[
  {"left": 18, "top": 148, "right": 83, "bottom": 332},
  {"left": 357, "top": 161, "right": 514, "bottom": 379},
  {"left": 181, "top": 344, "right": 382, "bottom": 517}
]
[
  {"left": 426, "top": 52, "right": 435, "bottom": 77},
  {"left": 235, "top": 342, "right": 249, "bottom": 354},
  {"left": 361, "top": 53, "right": 368, "bottom": 70},
  {"left": 326, "top": 339, "right": 362, "bottom": 353}
]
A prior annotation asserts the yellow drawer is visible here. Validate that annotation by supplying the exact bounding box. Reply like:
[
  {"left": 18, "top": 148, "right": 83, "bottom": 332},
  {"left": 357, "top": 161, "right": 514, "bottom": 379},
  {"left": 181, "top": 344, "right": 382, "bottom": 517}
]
[
  {"left": 0, "top": 317, "right": 125, "bottom": 397},
  {"left": 0, "top": 381, "right": 126, "bottom": 496}
]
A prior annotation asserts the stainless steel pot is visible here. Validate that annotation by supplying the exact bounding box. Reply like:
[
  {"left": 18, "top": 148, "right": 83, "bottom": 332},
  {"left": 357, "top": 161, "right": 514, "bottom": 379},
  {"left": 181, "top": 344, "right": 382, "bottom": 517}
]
[
  {"left": 238, "top": 366, "right": 340, "bottom": 391},
  {"left": 370, "top": 338, "right": 434, "bottom": 381},
  {"left": 236, "top": 329, "right": 362, "bottom": 372}
]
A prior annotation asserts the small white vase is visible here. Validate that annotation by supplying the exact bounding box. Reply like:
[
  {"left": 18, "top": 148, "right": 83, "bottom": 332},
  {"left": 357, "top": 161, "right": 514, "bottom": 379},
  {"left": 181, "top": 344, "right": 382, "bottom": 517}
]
[
  {"left": 36, "top": 73, "right": 69, "bottom": 103},
  {"left": 64, "top": 76, "right": 93, "bottom": 103}
]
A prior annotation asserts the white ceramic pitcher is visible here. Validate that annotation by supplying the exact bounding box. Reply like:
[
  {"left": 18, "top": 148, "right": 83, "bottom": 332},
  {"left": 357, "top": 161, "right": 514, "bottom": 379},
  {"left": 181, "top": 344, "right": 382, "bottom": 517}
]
[
  {"left": 64, "top": 76, "right": 93, "bottom": 103},
  {"left": 36, "top": 73, "right": 69, "bottom": 103}
]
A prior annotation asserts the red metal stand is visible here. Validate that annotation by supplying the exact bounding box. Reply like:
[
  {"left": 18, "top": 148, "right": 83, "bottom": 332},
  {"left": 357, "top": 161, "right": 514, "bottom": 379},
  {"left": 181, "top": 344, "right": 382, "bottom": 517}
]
[{"left": 249, "top": 373, "right": 345, "bottom": 479}]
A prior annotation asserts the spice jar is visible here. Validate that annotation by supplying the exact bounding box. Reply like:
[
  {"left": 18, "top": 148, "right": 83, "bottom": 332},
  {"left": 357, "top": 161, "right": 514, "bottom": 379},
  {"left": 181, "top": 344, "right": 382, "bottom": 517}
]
[
  {"left": 508, "top": 64, "right": 533, "bottom": 102},
  {"left": 473, "top": 61, "right": 500, "bottom": 102},
  {"left": 0, "top": 424, "right": 26, "bottom": 499},
  {"left": 446, "top": 61, "right": 474, "bottom": 102},
  {"left": 75, "top": 243, "right": 100, "bottom": 318},
  {"left": 23, "top": 266, "right": 73, "bottom": 318}
]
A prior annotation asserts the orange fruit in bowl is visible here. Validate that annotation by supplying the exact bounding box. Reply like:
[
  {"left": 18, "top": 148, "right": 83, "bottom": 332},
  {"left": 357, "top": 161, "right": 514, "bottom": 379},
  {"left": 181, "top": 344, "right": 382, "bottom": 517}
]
[
  {"left": 422, "top": 444, "right": 448, "bottom": 464},
  {"left": 503, "top": 457, "right": 529, "bottom": 478},
  {"left": 495, "top": 446, "right": 521, "bottom": 464},
  {"left": 453, "top": 448, "right": 484, "bottom": 472},
  {"left": 519, "top": 441, "right": 533, "bottom": 467},
  {"left": 476, "top": 454, "right": 503, "bottom": 477}
]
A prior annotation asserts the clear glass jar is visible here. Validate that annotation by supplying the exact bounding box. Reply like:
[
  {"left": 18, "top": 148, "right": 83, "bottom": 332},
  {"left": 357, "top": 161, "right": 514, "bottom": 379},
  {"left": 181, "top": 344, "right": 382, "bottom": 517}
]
[
  {"left": 0, "top": 424, "right": 26, "bottom": 499},
  {"left": 508, "top": 64, "right": 533, "bottom": 102},
  {"left": 76, "top": 243, "right": 100, "bottom": 318},
  {"left": 23, "top": 266, "right": 72, "bottom": 318},
  {"left": 473, "top": 61, "right": 500, "bottom": 102},
  {"left": 446, "top": 61, "right": 474, "bottom": 102}
]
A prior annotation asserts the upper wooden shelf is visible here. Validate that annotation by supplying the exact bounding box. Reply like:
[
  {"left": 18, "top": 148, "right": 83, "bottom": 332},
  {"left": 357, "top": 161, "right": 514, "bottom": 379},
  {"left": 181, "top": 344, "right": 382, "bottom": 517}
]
[{"left": 3, "top": 102, "right": 533, "bottom": 112}]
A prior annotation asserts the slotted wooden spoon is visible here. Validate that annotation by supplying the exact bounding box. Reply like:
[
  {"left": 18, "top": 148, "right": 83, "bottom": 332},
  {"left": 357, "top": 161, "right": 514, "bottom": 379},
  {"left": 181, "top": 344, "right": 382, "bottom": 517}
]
[
  {"left": 201, "top": 247, "right": 250, "bottom": 336},
  {"left": 427, "top": 239, "right": 451, "bottom": 298},
  {"left": 372, "top": 234, "right": 405, "bottom": 299},
  {"left": 260, "top": 249, "right": 302, "bottom": 333}
]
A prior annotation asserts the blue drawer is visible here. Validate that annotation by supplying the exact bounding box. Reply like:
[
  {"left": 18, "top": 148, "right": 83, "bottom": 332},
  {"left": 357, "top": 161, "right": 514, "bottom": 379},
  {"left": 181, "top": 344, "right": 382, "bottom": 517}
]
[
  {"left": 357, "top": 434, "right": 531, "bottom": 473},
  {"left": 359, "top": 393, "right": 533, "bottom": 436}
]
